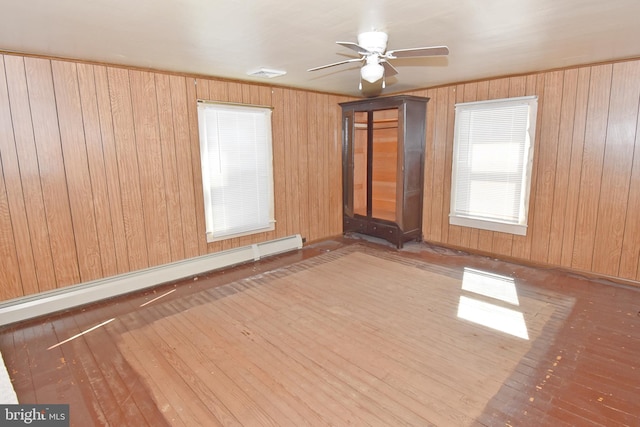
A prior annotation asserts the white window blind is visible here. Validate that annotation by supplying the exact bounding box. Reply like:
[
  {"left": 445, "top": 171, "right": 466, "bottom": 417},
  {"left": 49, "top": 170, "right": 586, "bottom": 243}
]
[
  {"left": 450, "top": 96, "right": 537, "bottom": 235},
  {"left": 197, "top": 101, "right": 275, "bottom": 242}
]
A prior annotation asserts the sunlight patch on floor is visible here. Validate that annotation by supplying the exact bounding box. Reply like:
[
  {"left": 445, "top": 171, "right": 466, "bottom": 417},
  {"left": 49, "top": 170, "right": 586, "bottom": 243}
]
[{"left": 458, "top": 268, "right": 529, "bottom": 339}]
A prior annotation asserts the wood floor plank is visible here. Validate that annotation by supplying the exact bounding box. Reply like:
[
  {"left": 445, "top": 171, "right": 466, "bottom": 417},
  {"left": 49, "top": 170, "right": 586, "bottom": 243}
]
[
  {"left": 220, "top": 262, "right": 490, "bottom": 426},
  {"left": 0, "top": 327, "right": 35, "bottom": 403},
  {"left": 164, "top": 312, "right": 304, "bottom": 426},
  {"left": 112, "top": 316, "right": 214, "bottom": 427},
  {"left": 69, "top": 312, "right": 168, "bottom": 426},
  {"left": 50, "top": 315, "right": 121, "bottom": 425},
  {"left": 229, "top": 281, "right": 438, "bottom": 426},
  {"left": 167, "top": 297, "right": 329, "bottom": 426},
  {"left": 149, "top": 318, "right": 281, "bottom": 426},
  {"left": 254, "top": 257, "right": 555, "bottom": 375},
  {"left": 245, "top": 278, "right": 481, "bottom": 425},
  {"left": 215, "top": 290, "right": 411, "bottom": 426},
  {"left": 118, "top": 307, "right": 239, "bottom": 426},
  {"left": 197, "top": 297, "right": 362, "bottom": 425},
  {"left": 1, "top": 237, "right": 639, "bottom": 426},
  {"left": 107, "top": 303, "right": 204, "bottom": 427}
]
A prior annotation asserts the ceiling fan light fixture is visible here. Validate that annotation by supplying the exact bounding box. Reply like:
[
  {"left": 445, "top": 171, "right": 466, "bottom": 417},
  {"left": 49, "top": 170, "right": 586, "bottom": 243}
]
[
  {"left": 308, "top": 31, "right": 450, "bottom": 95},
  {"left": 361, "top": 62, "right": 384, "bottom": 83}
]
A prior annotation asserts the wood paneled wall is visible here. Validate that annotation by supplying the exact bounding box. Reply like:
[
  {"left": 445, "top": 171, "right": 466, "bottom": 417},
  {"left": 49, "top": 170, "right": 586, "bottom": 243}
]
[
  {"left": 0, "top": 53, "right": 348, "bottom": 300},
  {"left": 414, "top": 59, "right": 640, "bottom": 283},
  {"left": 2, "top": 51, "right": 639, "bottom": 300}
]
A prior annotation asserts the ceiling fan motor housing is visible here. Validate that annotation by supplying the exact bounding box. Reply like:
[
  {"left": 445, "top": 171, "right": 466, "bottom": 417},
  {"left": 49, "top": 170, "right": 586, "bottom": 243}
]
[{"left": 357, "top": 31, "right": 388, "bottom": 54}]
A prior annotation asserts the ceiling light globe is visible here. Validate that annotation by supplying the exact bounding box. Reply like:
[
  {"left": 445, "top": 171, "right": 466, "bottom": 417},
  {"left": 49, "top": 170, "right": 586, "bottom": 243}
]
[{"left": 361, "top": 63, "right": 384, "bottom": 83}]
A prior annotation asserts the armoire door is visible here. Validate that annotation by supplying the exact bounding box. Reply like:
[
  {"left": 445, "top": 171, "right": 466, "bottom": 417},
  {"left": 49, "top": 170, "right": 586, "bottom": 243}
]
[
  {"left": 350, "top": 108, "right": 399, "bottom": 222},
  {"left": 370, "top": 108, "right": 398, "bottom": 222},
  {"left": 352, "top": 111, "right": 368, "bottom": 217}
]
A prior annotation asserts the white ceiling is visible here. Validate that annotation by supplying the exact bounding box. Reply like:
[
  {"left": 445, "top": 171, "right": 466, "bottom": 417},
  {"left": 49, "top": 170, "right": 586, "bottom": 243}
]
[{"left": 1, "top": 0, "right": 640, "bottom": 97}]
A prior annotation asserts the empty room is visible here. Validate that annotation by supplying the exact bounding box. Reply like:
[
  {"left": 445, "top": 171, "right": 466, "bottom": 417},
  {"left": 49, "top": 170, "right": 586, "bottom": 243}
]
[{"left": 0, "top": 1, "right": 639, "bottom": 425}]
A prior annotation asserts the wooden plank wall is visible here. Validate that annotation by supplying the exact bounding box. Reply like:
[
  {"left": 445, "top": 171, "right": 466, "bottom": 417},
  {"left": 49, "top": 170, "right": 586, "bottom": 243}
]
[
  {"left": 2, "top": 51, "right": 639, "bottom": 300},
  {"left": 0, "top": 53, "right": 348, "bottom": 300},
  {"left": 415, "top": 59, "right": 640, "bottom": 283}
]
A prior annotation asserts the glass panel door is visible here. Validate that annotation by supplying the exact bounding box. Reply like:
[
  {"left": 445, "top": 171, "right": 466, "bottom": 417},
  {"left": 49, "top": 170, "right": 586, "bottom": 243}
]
[
  {"left": 353, "top": 111, "right": 368, "bottom": 216},
  {"left": 370, "top": 108, "right": 398, "bottom": 221}
]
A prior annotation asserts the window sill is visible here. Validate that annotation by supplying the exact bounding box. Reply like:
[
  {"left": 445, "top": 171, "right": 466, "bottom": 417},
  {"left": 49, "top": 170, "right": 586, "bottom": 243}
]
[
  {"left": 206, "top": 224, "right": 275, "bottom": 243},
  {"left": 449, "top": 215, "right": 527, "bottom": 236}
]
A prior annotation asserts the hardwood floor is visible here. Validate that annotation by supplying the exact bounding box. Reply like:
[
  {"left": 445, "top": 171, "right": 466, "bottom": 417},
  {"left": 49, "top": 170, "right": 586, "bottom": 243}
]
[{"left": 0, "top": 236, "right": 639, "bottom": 426}]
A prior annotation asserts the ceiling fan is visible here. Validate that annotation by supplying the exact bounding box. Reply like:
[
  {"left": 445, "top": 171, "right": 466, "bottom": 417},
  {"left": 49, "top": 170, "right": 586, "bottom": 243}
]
[{"left": 308, "top": 31, "right": 449, "bottom": 91}]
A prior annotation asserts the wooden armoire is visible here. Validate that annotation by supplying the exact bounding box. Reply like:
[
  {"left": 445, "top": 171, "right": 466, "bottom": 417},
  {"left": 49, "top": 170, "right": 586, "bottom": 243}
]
[{"left": 340, "top": 95, "right": 429, "bottom": 248}]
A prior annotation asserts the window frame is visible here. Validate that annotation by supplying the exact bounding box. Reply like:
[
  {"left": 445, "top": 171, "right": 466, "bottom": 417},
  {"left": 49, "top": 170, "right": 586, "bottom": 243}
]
[
  {"left": 449, "top": 95, "right": 538, "bottom": 236},
  {"left": 197, "top": 100, "right": 276, "bottom": 243}
]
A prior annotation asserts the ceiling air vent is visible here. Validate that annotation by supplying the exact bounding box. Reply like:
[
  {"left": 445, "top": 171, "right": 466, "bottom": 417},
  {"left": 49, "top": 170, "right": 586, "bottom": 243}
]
[{"left": 247, "top": 68, "right": 287, "bottom": 78}]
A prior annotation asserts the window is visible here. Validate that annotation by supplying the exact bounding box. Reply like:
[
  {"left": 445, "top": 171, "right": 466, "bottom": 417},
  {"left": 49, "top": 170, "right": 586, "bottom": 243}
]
[
  {"left": 450, "top": 96, "right": 538, "bottom": 235},
  {"left": 197, "top": 101, "right": 275, "bottom": 242}
]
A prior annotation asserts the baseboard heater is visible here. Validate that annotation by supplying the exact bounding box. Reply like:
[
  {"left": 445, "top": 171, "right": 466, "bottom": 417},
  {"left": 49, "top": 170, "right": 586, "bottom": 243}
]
[{"left": 0, "top": 234, "right": 303, "bottom": 326}]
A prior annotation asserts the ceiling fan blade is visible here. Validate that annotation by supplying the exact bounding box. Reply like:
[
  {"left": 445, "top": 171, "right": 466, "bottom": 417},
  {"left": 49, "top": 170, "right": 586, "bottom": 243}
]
[
  {"left": 307, "top": 57, "right": 363, "bottom": 72},
  {"left": 386, "top": 46, "right": 449, "bottom": 58},
  {"left": 381, "top": 60, "right": 398, "bottom": 77},
  {"left": 337, "top": 41, "right": 372, "bottom": 55}
]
